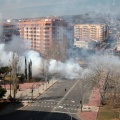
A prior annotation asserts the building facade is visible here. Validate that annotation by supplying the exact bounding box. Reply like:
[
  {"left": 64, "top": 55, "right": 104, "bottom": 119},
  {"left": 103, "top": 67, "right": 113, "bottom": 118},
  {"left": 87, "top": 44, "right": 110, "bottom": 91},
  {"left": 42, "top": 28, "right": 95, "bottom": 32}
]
[
  {"left": 74, "top": 24, "right": 108, "bottom": 48},
  {"left": 0, "top": 20, "right": 19, "bottom": 43},
  {"left": 115, "top": 32, "right": 120, "bottom": 51},
  {"left": 18, "top": 17, "right": 67, "bottom": 59}
]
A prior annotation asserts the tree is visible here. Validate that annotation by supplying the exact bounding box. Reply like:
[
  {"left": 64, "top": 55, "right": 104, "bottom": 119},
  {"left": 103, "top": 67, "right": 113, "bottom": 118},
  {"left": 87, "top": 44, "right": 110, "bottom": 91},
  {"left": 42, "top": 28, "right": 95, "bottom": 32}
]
[
  {"left": 0, "top": 66, "right": 12, "bottom": 87},
  {"left": 85, "top": 55, "right": 120, "bottom": 106},
  {"left": 17, "top": 73, "right": 25, "bottom": 83},
  {"left": 10, "top": 53, "right": 19, "bottom": 100},
  {"left": 0, "top": 66, "right": 11, "bottom": 74},
  {"left": 28, "top": 59, "right": 32, "bottom": 82},
  {"left": 25, "top": 57, "right": 27, "bottom": 80},
  {"left": 0, "top": 86, "right": 6, "bottom": 99}
]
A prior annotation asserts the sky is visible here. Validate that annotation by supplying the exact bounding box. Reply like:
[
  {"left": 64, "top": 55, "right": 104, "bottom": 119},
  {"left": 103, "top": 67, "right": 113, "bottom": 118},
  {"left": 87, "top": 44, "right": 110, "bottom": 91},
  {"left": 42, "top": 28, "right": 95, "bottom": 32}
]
[{"left": 0, "top": 0, "right": 119, "bottom": 19}]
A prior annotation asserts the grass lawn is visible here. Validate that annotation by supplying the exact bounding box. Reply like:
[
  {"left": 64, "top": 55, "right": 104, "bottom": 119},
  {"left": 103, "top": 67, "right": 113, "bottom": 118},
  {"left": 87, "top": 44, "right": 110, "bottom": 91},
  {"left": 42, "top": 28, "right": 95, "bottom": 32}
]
[{"left": 97, "top": 106, "right": 119, "bottom": 120}]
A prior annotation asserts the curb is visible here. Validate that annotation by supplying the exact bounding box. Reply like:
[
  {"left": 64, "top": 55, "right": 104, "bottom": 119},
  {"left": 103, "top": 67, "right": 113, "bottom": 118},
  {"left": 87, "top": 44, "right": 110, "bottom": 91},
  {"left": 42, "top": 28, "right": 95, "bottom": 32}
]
[
  {"left": 33, "top": 80, "right": 57, "bottom": 99},
  {"left": 0, "top": 80, "right": 58, "bottom": 115},
  {"left": 20, "top": 80, "right": 57, "bottom": 108}
]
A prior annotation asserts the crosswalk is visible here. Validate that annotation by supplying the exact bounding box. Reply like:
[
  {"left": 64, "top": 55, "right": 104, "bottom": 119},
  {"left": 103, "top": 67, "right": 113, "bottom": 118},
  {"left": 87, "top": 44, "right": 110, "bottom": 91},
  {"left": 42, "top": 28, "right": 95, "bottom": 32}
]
[
  {"left": 28, "top": 104, "right": 77, "bottom": 111},
  {"left": 28, "top": 101, "right": 79, "bottom": 112}
]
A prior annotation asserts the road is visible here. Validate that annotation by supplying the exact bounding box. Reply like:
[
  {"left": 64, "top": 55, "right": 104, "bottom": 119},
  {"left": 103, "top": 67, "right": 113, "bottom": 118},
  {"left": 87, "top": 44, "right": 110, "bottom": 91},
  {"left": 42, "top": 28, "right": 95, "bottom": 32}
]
[{"left": 0, "top": 80, "right": 92, "bottom": 120}]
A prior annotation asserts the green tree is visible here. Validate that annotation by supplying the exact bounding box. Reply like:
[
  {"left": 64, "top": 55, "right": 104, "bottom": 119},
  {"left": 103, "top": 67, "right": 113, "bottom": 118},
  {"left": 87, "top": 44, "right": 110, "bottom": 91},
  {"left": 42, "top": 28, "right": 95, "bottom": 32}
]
[
  {"left": 0, "top": 86, "right": 7, "bottom": 99},
  {"left": 25, "top": 57, "right": 27, "bottom": 80},
  {"left": 28, "top": 59, "right": 32, "bottom": 82},
  {"left": 17, "top": 73, "right": 25, "bottom": 83},
  {"left": 0, "top": 66, "right": 11, "bottom": 75}
]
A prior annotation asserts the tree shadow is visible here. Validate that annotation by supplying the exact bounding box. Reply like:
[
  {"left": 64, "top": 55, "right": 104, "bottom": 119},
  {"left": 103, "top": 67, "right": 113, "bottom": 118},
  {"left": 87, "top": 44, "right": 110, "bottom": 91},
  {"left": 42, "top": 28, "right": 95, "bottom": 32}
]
[
  {"left": 0, "top": 109, "right": 78, "bottom": 120},
  {"left": 39, "top": 96, "right": 63, "bottom": 101}
]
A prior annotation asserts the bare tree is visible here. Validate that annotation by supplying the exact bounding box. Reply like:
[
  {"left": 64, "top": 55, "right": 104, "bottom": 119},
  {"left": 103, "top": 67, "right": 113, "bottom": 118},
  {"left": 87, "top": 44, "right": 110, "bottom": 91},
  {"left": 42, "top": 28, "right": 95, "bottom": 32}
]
[
  {"left": 84, "top": 55, "right": 120, "bottom": 106},
  {"left": 10, "top": 53, "right": 19, "bottom": 100}
]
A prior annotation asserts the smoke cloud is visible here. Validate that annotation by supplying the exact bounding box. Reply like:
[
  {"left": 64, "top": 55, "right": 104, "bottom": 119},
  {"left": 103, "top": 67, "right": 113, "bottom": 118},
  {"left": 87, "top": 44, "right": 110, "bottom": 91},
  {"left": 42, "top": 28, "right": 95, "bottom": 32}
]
[
  {"left": 0, "top": 35, "right": 83, "bottom": 79},
  {"left": 0, "top": 13, "right": 3, "bottom": 39}
]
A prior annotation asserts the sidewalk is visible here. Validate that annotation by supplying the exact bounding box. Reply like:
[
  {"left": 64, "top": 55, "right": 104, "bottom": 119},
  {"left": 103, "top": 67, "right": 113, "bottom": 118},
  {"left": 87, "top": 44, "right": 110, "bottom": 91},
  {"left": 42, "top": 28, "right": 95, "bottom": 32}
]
[
  {"left": 3, "top": 79, "right": 57, "bottom": 100},
  {"left": 79, "top": 87, "right": 101, "bottom": 120},
  {"left": 0, "top": 79, "right": 57, "bottom": 115}
]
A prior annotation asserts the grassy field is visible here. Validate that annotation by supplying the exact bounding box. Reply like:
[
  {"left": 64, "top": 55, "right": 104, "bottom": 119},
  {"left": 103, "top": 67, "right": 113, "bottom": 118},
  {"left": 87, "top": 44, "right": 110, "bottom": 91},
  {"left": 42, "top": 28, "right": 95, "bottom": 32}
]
[{"left": 97, "top": 106, "right": 119, "bottom": 120}]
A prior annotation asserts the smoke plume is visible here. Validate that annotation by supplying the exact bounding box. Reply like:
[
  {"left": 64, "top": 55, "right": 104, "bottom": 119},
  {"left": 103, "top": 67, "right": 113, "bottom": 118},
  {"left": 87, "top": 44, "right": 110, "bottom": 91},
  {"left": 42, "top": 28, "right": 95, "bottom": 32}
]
[{"left": 0, "top": 35, "right": 82, "bottom": 79}]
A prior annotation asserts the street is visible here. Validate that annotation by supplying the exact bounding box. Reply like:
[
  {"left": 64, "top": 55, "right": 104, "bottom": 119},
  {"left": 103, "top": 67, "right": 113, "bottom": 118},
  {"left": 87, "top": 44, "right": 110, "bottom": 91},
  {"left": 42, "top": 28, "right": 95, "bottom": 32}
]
[{"left": 0, "top": 80, "right": 92, "bottom": 120}]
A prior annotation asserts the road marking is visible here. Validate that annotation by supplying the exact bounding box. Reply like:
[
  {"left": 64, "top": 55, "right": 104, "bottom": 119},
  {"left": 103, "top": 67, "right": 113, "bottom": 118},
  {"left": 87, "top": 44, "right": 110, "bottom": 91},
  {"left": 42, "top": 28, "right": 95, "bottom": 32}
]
[
  {"left": 53, "top": 111, "right": 77, "bottom": 115},
  {"left": 52, "top": 80, "right": 80, "bottom": 112}
]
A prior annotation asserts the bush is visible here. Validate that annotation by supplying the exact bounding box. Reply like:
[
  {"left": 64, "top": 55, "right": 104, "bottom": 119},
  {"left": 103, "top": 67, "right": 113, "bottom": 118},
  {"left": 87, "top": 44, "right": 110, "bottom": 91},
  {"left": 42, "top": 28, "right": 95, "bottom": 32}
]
[{"left": 0, "top": 86, "right": 7, "bottom": 99}]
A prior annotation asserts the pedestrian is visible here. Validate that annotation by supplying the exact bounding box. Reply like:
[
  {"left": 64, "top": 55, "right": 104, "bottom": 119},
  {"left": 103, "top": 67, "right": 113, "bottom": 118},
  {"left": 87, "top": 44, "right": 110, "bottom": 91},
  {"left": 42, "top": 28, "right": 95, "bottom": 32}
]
[{"left": 65, "top": 88, "right": 67, "bottom": 92}]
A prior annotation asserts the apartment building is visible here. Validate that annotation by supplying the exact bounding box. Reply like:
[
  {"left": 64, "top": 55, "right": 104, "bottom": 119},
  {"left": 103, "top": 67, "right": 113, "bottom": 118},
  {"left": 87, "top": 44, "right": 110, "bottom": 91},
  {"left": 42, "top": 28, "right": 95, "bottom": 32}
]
[
  {"left": 115, "top": 32, "right": 120, "bottom": 51},
  {"left": 18, "top": 17, "right": 67, "bottom": 58},
  {"left": 74, "top": 24, "right": 108, "bottom": 48},
  {"left": 0, "top": 20, "right": 19, "bottom": 43}
]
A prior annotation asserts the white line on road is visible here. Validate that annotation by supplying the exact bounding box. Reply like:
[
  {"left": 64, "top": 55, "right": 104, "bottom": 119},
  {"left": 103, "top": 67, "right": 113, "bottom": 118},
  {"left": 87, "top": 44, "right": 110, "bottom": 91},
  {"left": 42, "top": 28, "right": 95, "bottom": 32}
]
[
  {"left": 53, "top": 111, "right": 77, "bottom": 115},
  {"left": 52, "top": 80, "right": 80, "bottom": 112}
]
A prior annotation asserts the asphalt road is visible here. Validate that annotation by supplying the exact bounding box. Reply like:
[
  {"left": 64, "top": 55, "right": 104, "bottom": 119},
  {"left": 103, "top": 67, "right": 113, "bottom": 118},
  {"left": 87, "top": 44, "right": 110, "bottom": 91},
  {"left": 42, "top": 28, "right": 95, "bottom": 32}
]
[{"left": 0, "top": 80, "right": 92, "bottom": 120}]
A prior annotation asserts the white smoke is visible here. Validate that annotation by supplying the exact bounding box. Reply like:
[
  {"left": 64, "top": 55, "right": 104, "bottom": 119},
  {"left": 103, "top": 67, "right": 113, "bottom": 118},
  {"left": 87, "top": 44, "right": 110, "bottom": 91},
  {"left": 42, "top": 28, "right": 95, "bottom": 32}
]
[
  {"left": 0, "top": 12, "right": 3, "bottom": 41},
  {"left": 1, "top": 35, "right": 120, "bottom": 80},
  {"left": 80, "top": 54, "right": 120, "bottom": 80},
  {"left": 0, "top": 36, "right": 82, "bottom": 79},
  {"left": 49, "top": 59, "right": 83, "bottom": 79}
]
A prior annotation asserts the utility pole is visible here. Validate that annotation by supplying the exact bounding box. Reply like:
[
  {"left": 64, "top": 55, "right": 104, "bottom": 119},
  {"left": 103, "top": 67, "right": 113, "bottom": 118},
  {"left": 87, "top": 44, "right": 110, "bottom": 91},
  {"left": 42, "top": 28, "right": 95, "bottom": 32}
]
[
  {"left": 31, "top": 83, "right": 35, "bottom": 101},
  {"left": 45, "top": 58, "right": 48, "bottom": 89}
]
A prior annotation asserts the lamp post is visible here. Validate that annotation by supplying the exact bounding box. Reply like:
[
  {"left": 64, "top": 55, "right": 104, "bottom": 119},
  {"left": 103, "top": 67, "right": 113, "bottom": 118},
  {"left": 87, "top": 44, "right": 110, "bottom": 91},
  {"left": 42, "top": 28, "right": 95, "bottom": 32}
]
[
  {"left": 59, "top": 106, "right": 72, "bottom": 120},
  {"left": 80, "top": 78, "right": 83, "bottom": 112},
  {"left": 31, "top": 83, "right": 35, "bottom": 101},
  {"left": 45, "top": 59, "right": 48, "bottom": 89},
  {"left": 9, "top": 70, "right": 12, "bottom": 100}
]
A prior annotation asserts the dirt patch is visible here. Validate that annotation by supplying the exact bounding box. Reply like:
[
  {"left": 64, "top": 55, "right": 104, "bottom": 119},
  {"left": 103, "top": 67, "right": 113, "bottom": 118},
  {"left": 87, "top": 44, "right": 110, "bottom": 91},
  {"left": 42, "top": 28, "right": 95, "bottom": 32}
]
[{"left": 97, "top": 105, "right": 119, "bottom": 120}]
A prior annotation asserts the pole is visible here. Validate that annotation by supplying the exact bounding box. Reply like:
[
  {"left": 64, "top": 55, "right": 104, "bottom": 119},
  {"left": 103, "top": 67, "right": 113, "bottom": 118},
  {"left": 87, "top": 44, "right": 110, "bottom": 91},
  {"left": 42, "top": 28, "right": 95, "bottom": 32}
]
[
  {"left": 10, "top": 82, "right": 11, "bottom": 98},
  {"left": 80, "top": 78, "right": 83, "bottom": 112},
  {"left": 10, "top": 71, "right": 12, "bottom": 99},
  {"left": 31, "top": 83, "right": 35, "bottom": 101},
  {"left": 45, "top": 58, "right": 48, "bottom": 89}
]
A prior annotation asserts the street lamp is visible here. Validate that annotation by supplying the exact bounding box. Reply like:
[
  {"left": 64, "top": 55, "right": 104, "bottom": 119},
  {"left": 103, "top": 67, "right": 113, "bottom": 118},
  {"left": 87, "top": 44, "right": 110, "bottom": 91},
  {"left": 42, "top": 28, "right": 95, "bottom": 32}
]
[
  {"left": 58, "top": 106, "right": 72, "bottom": 120},
  {"left": 31, "top": 83, "right": 35, "bottom": 101},
  {"left": 45, "top": 59, "right": 48, "bottom": 89}
]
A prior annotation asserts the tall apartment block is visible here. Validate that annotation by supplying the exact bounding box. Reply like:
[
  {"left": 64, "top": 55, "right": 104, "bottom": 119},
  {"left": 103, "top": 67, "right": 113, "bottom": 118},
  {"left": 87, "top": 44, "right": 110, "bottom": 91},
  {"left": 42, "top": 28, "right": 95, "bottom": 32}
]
[
  {"left": 17, "top": 17, "right": 67, "bottom": 59},
  {"left": 0, "top": 20, "right": 19, "bottom": 43},
  {"left": 115, "top": 32, "right": 120, "bottom": 51},
  {"left": 74, "top": 24, "right": 108, "bottom": 48}
]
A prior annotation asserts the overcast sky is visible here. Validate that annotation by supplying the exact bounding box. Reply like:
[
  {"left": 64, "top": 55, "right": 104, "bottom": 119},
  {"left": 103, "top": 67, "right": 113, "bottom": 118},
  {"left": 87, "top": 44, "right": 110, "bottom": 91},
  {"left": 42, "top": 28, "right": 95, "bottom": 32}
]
[{"left": 0, "top": 0, "right": 119, "bottom": 19}]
